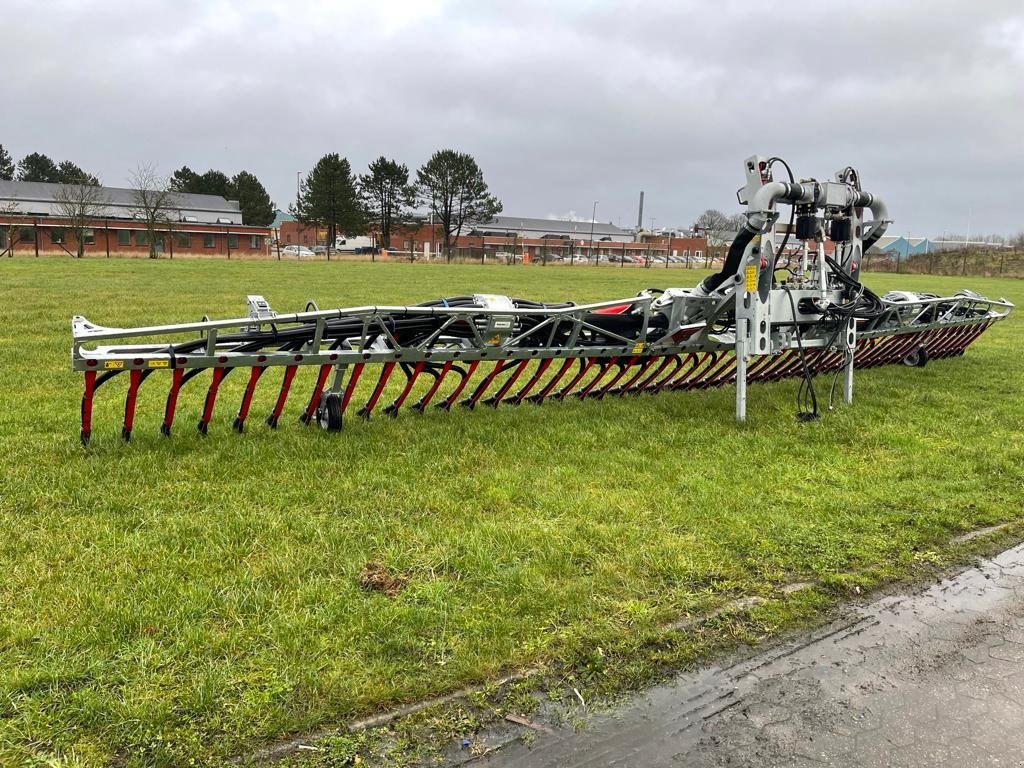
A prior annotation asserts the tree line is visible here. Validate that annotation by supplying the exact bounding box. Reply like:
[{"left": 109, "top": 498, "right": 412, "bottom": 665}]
[
  {"left": 0, "top": 145, "right": 100, "bottom": 186},
  {"left": 167, "top": 166, "right": 275, "bottom": 226},
  {"left": 293, "top": 149, "right": 502, "bottom": 255},
  {"left": 1, "top": 142, "right": 504, "bottom": 256},
  {"left": 0, "top": 144, "right": 277, "bottom": 228}
]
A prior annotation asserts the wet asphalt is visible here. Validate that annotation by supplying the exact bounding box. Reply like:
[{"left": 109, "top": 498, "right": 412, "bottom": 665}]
[{"left": 477, "top": 543, "right": 1024, "bottom": 767}]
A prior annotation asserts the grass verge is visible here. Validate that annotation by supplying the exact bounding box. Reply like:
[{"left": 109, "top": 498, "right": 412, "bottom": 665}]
[{"left": 0, "top": 259, "right": 1021, "bottom": 766}]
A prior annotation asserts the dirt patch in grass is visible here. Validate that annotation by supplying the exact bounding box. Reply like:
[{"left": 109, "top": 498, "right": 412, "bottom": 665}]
[{"left": 359, "top": 562, "right": 409, "bottom": 597}]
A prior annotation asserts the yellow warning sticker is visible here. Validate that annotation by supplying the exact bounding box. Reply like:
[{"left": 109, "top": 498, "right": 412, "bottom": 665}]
[
  {"left": 632, "top": 342, "right": 646, "bottom": 354},
  {"left": 104, "top": 360, "right": 124, "bottom": 369},
  {"left": 745, "top": 265, "right": 757, "bottom": 293},
  {"left": 487, "top": 334, "right": 502, "bottom": 346},
  {"left": 148, "top": 359, "right": 169, "bottom": 368}
]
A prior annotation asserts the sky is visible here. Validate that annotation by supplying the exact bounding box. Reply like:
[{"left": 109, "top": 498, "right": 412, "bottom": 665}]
[{"left": 3, "top": 0, "right": 1023, "bottom": 237}]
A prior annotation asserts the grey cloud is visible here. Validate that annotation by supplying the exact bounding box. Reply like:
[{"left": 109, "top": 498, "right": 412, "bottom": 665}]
[{"left": 3, "top": 0, "right": 1023, "bottom": 236}]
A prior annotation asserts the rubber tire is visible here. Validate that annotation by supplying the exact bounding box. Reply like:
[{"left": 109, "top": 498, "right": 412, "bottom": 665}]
[
  {"left": 902, "top": 346, "right": 929, "bottom": 368},
  {"left": 316, "top": 392, "right": 343, "bottom": 432}
]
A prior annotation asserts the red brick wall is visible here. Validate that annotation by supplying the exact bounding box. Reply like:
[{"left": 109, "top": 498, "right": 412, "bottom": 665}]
[
  {"left": 278, "top": 221, "right": 327, "bottom": 247},
  {"left": 0, "top": 216, "right": 270, "bottom": 256}
]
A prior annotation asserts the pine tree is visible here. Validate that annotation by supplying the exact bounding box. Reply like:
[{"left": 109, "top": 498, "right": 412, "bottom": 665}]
[
  {"left": 55, "top": 160, "right": 100, "bottom": 186},
  {"left": 196, "top": 170, "right": 231, "bottom": 197},
  {"left": 0, "top": 145, "right": 14, "bottom": 180},
  {"left": 170, "top": 166, "right": 200, "bottom": 192},
  {"left": 293, "top": 154, "right": 364, "bottom": 246},
  {"left": 230, "top": 171, "right": 275, "bottom": 226},
  {"left": 17, "top": 153, "right": 60, "bottom": 183},
  {"left": 359, "top": 157, "right": 415, "bottom": 249},
  {"left": 169, "top": 167, "right": 231, "bottom": 197}
]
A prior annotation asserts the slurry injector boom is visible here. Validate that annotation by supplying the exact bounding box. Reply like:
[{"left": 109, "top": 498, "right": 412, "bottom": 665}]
[{"left": 71, "top": 156, "right": 1012, "bottom": 444}]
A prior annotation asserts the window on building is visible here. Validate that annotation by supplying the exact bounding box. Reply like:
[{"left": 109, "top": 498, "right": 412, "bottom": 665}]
[
  {"left": 227, "top": 233, "right": 239, "bottom": 250},
  {"left": 117, "top": 230, "right": 131, "bottom": 247},
  {"left": 0, "top": 230, "right": 6, "bottom": 248},
  {"left": 694, "top": 250, "right": 702, "bottom": 261},
  {"left": 177, "top": 232, "right": 191, "bottom": 248},
  {"left": 136, "top": 231, "right": 150, "bottom": 247},
  {"left": 83, "top": 229, "right": 95, "bottom": 245},
  {"left": 250, "top": 235, "right": 263, "bottom": 249},
  {"left": 50, "top": 228, "right": 66, "bottom": 244},
  {"left": 203, "top": 234, "right": 215, "bottom": 248},
  {"left": 20, "top": 227, "right": 35, "bottom": 244}
]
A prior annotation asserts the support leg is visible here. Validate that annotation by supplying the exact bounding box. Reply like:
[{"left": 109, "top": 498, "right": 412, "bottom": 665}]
[
  {"left": 735, "top": 321, "right": 748, "bottom": 423},
  {"left": 844, "top": 320, "right": 855, "bottom": 405}
]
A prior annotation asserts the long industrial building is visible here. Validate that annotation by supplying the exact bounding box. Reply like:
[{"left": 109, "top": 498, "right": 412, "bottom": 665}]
[{"left": 0, "top": 180, "right": 270, "bottom": 257}]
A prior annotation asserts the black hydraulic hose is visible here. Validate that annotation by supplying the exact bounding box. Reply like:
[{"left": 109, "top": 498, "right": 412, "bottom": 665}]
[
  {"left": 863, "top": 228, "right": 884, "bottom": 252},
  {"left": 699, "top": 227, "right": 756, "bottom": 293},
  {"left": 853, "top": 192, "right": 888, "bottom": 252}
]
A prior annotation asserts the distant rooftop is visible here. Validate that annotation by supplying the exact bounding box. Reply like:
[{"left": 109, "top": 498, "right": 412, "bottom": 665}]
[
  {"left": 272, "top": 209, "right": 295, "bottom": 228},
  {"left": 468, "top": 215, "right": 632, "bottom": 242},
  {"left": 0, "top": 180, "right": 244, "bottom": 225}
]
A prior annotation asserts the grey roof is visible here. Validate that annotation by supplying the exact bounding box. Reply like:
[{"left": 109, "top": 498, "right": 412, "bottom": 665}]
[
  {"left": 470, "top": 215, "right": 631, "bottom": 240},
  {"left": 0, "top": 180, "right": 243, "bottom": 224}
]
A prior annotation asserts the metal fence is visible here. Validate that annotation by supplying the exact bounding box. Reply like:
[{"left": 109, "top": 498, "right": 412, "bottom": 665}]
[{"left": 863, "top": 249, "right": 1024, "bottom": 279}]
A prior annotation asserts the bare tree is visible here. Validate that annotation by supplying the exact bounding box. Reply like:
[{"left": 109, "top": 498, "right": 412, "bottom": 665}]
[
  {"left": 53, "top": 184, "right": 110, "bottom": 258},
  {"left": 128, "top": 165, "right": 177, "bottom": 259},
  {"left": 0, "top": 199, "right": 20, "bottom": 257},
  {"left": 693, "top": 209, "right": 740, "bottom": 268},
  {"left": 1009, "top": 231, "right": 1024, "bottom": 249}
]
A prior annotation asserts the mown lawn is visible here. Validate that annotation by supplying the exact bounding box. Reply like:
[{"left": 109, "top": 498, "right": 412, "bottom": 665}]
[{"left": 1, "top": 259, "right": 1022, "bottom": 766}]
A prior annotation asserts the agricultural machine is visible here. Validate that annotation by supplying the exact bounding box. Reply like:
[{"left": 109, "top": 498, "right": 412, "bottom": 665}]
[{"left": 72, "top": 156, "right": 1012, "bottom": 444}]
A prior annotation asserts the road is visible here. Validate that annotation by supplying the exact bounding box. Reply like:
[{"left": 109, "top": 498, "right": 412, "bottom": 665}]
[{"left": 479, "top": 543, "right": 1024, "bottom": 767}]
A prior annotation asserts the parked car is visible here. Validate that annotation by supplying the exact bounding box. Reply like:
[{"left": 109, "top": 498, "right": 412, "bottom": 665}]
[
  {"left": 282, "top": 245, "right": 316, "bottom": 259},
  {"left": 312, "top": 245, "right": 330, "bottom": 256}
]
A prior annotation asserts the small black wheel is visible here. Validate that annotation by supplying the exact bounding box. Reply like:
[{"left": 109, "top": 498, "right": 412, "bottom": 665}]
[
  {"left": 316, "top": 392, "right": 343, "bottom": 432},
  {"left": 902, "top": 346, "right": 929, "bottom": 368}
]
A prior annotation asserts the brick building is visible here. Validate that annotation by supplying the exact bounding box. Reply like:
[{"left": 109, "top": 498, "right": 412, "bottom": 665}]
[
  {"left": 385, "top": 217, "right": 710, "bottom": 263},
  {"left": 276, "top": 217, "right": 328, "bottom": 248},
  {"left": 0, "top": 180, "right": 270, "bottom": 257}
]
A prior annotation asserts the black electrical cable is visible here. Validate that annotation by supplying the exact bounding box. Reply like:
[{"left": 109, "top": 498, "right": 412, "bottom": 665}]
[
  {"left": 767, "top": 156, "right": 797, "bottom": 278},
  {"left": 783, "top": 286, "right": 819, "bottom": 421}
]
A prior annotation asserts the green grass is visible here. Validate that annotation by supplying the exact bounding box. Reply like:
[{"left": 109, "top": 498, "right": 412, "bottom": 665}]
[{"left": 1, "top": 259, "right": 1022, "bottom": 766}]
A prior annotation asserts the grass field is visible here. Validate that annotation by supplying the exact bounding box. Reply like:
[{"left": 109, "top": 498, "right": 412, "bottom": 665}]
[{"left": 1, "top": 259, "right": 1022, "bottom": 766}]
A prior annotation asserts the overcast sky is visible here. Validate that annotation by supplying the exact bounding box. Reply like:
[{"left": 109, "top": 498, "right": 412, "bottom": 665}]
[{"left": 4, "top": 0, "right": 1023, "bottom": 236}]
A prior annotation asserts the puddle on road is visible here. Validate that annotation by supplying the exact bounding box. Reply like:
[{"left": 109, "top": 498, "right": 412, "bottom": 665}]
[{"left": 473, "top": 544, "right": 1024, "bottom": 767}]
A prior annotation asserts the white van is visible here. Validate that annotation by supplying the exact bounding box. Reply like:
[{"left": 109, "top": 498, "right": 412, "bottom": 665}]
[{"left": 335, "top": 236, "right": 376, "bottom": 252}]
